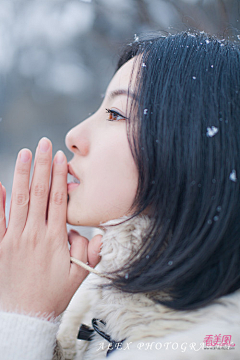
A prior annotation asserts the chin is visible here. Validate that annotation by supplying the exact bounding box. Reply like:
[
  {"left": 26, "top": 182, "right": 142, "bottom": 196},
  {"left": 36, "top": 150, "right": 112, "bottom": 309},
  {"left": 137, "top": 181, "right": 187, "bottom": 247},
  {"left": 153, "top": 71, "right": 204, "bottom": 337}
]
[
  {"left": 67, "top": 212, "right": 95, "bottom": 227},
  {"left": 66, "top": 218, "right": 76, "bottom": 226},
  {"left": 66, "top": 208, "right": 78, "bottom": 226}
]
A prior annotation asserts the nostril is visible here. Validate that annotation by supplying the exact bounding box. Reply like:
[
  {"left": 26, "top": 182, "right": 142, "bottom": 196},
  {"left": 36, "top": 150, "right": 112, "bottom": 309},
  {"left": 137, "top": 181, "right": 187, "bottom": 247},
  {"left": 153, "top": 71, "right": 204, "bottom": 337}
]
[{"left": 65, "top": 126, "right": 89, "bottom": 156}]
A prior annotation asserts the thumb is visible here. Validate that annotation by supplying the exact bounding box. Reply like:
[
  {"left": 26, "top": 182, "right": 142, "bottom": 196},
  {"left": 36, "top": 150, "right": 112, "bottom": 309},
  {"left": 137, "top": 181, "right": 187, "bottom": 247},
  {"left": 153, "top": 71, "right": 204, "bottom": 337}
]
[
  {"left": 2, "top": 185, "right": 6, "bottom": 212},
  {"left": 68, "top": 230, "right": 89, "bottom": 286},
  {"left": 88, "top": 234, "right": 102, "bottom": 268},
  {"left": 0, "top": 184, "right": 6, "bottom": 240}
]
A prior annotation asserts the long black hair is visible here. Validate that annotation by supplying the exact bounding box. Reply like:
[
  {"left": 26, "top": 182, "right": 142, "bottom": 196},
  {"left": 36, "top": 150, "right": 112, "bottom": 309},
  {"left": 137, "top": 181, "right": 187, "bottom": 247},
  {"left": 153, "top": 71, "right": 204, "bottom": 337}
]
[{"left": 110, "top": 32, "right": 240, "bottom": 311}]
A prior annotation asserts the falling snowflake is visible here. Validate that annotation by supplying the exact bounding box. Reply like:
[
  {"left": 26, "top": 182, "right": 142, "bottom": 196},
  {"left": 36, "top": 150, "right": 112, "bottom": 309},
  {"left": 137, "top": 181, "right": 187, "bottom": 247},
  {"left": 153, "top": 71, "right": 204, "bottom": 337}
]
[
  {"left": 134, "top": 34, "right": 139, "bottom": 42},
  {"left": 192, "top": 76, "right": 196, "bottom": 80},
  {"left": 229, "top": 170, "right": 237, "bottom": 182},
  {"left": 144, "top": 109, "right": 148, "bottom": 115},
  {"left": 237, "top": 35, "right": 240, "bottom": 40},
  {"left": 206, "top": 126, "right": 219, "bottom": 137},
  {"left": 205, "top": 39, "right": 210, "bottom": 44},
  {"left": 142, "top": 63, "right": 146, "bottom": 67}
]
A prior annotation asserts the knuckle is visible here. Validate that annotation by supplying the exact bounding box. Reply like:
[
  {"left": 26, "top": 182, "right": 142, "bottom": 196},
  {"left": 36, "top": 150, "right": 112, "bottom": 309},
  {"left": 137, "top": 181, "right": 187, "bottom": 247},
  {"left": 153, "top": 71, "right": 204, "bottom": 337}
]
[
  {"left": 37, "top": 156, "right": 50, "bottom": 166},
  {"left": 54, "top": 168, "right": 66, "bottom": 177},
  {"left": 52, "top": 191, "right": 65, "bottom": 206},
  {"left": 48, "top": 228, "right": 60, "bottom": 239},
  {"left": 47, "top": 225, "right": 59, "bottom": 240},
  {"left": 16, "top": 166, "right": 29, "bottom": 176},
  {"left": 33, "top": 184, "right": 47, "bottom": 198},
  {"left": 15, "top": 193, "right": 29, "bottom": 207},
  {"left": 23, "top": 229, "right": 38, "bottom": 247},
  {"left": 78, "top": 237, "right": 89, "bottom": 249}
]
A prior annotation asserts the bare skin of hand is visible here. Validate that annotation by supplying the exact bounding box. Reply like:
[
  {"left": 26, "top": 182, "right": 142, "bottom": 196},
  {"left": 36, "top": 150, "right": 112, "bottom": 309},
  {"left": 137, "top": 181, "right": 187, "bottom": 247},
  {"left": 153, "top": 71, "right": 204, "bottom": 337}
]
[{"left": 0, "top": 138, "right": 102, "bottom": 318}]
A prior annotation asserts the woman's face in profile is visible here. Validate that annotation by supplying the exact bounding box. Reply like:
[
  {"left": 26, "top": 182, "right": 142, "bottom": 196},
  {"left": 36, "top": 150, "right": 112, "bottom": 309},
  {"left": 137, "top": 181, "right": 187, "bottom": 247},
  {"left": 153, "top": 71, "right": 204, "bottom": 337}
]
[{"left": 65, "top": 57, "right": 138, "bottom": 227}]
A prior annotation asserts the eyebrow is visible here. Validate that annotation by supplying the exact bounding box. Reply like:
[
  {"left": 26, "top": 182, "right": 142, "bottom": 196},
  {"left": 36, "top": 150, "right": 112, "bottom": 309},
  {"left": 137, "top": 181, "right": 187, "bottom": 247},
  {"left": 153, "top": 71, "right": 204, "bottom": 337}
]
[{"left": 108, "top": 89, "right": 137, "bottom": 100}]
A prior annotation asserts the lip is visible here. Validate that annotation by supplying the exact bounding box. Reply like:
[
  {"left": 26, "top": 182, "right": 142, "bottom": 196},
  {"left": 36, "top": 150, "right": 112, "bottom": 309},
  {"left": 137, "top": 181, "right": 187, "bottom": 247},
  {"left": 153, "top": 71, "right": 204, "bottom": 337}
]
[
  {"left": 67, "top": 163, "right": 81, "bottom": 192},
  {"left": 68, "top": 163, "right": 80, "bottom": 180}
]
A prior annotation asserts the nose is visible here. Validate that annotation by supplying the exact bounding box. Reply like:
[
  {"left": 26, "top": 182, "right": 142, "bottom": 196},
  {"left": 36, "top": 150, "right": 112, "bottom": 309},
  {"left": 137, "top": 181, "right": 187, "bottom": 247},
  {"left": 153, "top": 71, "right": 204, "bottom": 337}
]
[{"left": 65, "top": 120, "right": 90, "bottom": 156}]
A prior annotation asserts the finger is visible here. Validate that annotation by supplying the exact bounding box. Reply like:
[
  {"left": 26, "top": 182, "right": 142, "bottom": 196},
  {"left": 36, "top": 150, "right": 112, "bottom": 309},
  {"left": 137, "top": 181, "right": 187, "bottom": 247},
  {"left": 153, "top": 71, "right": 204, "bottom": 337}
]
[
  {"left": 33, "top": 145, "right": 38, "bottom": 168},
  {"left": 88, "top": 234, "right": 102, "bottom": 268},
  {"left": 8, "top": 149, "right": 32, "bottom": 235},
  {"left": 68, "top": 230, "right": 89, "bottom": 285},
  {"left": 0, "top": 183, "right": 6, "bottom": 240},
  {"left": 28, "top": 138, "right": 52, "bottom": 224},
  {"left": 2, "top": 185, "right": 6, "bottom": 212},
  {"left": 47, "top": 151, "right": 68, "bottom": 229}
]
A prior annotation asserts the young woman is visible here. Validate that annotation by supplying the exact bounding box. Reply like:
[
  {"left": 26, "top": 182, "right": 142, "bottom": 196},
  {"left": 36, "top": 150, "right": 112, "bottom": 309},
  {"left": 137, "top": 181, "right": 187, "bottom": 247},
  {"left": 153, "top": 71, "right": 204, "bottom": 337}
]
[{"left": 0, "top": 32, "right": 239, "bottom": 359}]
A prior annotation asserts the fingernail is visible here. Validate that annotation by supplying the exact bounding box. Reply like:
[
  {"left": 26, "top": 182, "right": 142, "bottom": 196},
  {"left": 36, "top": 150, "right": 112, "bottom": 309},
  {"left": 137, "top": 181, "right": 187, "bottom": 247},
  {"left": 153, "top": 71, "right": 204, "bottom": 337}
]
[
  {"left": 69, "top": 229, "right": 79, "bottom": 235},
  {"left": 39, "top": 137, "right": 50, "bottom": 153},
  {"left": 55, "top": 150, "right": 65, "bottom": 164},
  {"left": 20, "top": 149, "right": 30, "bottom": 163}
]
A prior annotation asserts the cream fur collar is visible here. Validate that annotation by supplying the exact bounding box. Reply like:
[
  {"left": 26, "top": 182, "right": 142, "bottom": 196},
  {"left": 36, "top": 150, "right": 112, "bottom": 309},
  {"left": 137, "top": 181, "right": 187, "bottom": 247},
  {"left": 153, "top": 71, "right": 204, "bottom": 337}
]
[{"left": 57, "top": 215, "right": 240, "bottom": 360}]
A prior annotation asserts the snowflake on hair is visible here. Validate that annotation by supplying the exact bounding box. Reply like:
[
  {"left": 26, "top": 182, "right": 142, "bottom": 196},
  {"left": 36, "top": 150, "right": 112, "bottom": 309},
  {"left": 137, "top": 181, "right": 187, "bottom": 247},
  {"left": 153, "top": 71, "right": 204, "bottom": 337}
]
[{"left": 206, "top": 126, "right": 218, "bottom": 137}]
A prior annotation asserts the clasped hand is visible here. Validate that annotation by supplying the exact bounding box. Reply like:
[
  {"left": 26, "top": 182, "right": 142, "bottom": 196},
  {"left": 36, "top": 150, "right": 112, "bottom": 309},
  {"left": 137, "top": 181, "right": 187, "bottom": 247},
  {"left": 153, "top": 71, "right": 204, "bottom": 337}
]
[{"left": 0, "top": 138, "right": 102, "bottom": 317}]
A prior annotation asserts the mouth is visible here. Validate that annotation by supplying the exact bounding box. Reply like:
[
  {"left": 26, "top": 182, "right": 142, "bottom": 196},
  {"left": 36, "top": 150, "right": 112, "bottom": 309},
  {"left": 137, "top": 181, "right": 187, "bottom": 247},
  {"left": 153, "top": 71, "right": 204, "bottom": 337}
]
[{"left": 67, "top": 164, "right": 80, "bottom": 192}]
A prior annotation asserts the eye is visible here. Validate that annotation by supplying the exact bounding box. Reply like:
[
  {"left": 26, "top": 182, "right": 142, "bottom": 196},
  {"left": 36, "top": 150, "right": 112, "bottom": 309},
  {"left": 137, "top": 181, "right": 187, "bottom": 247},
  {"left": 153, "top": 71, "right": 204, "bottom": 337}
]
[{"left": 106, "top": 108, "right": 126, "bottom": 121}]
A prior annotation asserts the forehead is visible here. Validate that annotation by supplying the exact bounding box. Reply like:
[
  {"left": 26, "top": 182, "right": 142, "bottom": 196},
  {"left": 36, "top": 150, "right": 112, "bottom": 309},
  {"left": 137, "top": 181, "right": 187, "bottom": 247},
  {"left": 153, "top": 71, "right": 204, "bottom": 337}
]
[{"left": 106, "top": 57, "right": 138, "bottom": 95}]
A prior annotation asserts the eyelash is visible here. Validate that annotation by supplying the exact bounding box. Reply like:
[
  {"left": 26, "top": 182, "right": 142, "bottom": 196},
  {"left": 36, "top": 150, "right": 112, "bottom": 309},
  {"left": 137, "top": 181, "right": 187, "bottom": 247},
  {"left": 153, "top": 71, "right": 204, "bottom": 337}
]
[{"left": 106, "top": 108, "right": 126, "bottom": 121}]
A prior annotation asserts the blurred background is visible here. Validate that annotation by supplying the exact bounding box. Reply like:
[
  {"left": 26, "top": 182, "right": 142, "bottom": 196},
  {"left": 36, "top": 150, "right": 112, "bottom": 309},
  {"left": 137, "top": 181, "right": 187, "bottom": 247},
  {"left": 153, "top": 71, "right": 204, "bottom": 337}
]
[{"left": 0, "top": 0, "right": 239, "bottom": 234}]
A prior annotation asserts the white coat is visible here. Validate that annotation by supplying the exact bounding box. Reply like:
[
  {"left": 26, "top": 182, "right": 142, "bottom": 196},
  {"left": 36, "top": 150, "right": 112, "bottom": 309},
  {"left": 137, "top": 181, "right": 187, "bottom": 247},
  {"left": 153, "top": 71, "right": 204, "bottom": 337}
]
[{"left": 56, "top": 215, "right": 240, "bottom": 360}]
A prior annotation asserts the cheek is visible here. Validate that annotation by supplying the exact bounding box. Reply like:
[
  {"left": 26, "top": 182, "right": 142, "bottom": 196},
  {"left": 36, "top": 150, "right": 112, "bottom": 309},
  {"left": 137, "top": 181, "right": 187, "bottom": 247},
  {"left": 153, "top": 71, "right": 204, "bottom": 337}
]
[
  {"left": 85, "top": 136, "right": 138, "bottom": 218},
  {"left": 88, "top": 153, "right": 137, "bottom": 214},
  {"left": 91, "top": 168, "right": 137, "bottom": 211}
]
